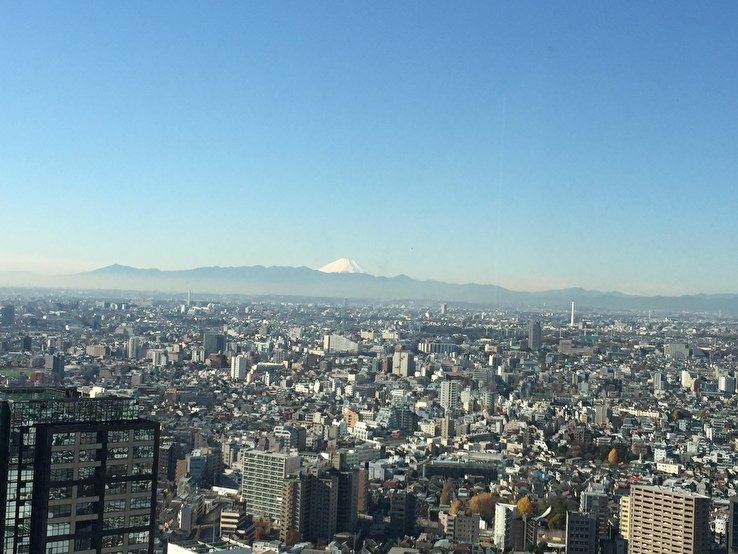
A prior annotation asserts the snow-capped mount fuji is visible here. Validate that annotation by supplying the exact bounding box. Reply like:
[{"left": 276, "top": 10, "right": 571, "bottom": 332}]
[
  {"left": 4, "top": 261, "right": 738, "bottom": 314},
  {"left": 318, "top": 258, "right": 369, "bottom": 274}
]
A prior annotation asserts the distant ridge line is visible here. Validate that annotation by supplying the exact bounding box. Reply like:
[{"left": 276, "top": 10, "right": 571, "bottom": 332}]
[{"left": 0, "top": 263, "right": 736, "bottom": 314}]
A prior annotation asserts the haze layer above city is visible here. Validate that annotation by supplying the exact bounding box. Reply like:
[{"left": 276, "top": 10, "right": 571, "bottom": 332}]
[{"left": 2, "top": 2, "right": 738, "bottom": 296}]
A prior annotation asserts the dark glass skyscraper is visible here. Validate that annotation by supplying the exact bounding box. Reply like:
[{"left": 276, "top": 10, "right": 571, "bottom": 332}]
[
  {"left": 528, "top": 320, "right": 542, "bottom": 350},
  {"left": 0, "top": 388, "right": 159, "bottom": 554}
]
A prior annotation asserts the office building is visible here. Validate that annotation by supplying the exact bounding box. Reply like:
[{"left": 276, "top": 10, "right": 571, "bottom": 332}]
[
  {"left": 728, "top": 497, "right": 738, "bottom": 553},
  {"left": 566, "top": 511, "right": 597, "bottom": 554},
  {"left": 241, "top": 450, "right": 300, "bottom": 522},
  {"left": 127, "top": 337, "right": 141, "bottom": 360},
  {"left": 335, "top": 469, "right": 358, "bottom": 534},
  {"left": 203, "top": 332, "right": 226, "bottom": 356},
  {"left": 392, "top": 351, "right": 415, "bottom": 377},
  {"left": 388, "top": 490, "right": 416, "bottom": 538},
  {"left": 593, "top": 405, "right": 610, "bottom": 426},
  {"left": 664, "top": 342, "right": 690, "bottom": 360},
  {"left": 1, "top": 304, "right": 15, "bottom": 327},
  {"left": 719, "top": 375, "right": 736, "bottom": 394},
  {"left": 44, "top": 353, "right": 65, "bottom": 383},
  {"left": 528, "top": 320, "right": 542, "bottom": 350},
  {"left": 580, "top": 485, "right": 609, "bottom": 544},
  {"left": 628, "top": 485, "right": 709, "bottom": 554},
  {"left": 417, "top": 340, "right": 459, "bottom": 356},
  {"left": 451, "top": 512, "right": 481, "bottom": 544},
  {"left": 273, "top": 426, "right": 307, "bottom": 451},
  {"left": 322, "top": 334, "right": 359, "bottom": 354},
  {"left": 0, "top": 387, "right": 159, "bottom": 554}
]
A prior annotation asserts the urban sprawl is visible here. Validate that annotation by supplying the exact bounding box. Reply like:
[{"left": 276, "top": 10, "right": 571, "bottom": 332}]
[{"left": 1, "top": 294, "right": 737, "bottom": 554}]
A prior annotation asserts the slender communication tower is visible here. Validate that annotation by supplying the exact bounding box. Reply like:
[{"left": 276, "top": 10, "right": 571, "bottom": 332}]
[{"left": 570, "top": 301, "right": 575, "bottom": 326}]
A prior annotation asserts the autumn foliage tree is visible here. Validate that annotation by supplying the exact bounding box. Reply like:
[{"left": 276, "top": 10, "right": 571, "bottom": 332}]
[
  {"left": 468, "top": 491, "right": 496, "bottom": 522},
  {"left": 284, "top": 528, "right": 299, "bottom": 546},
  {"left": 517, "top": 496, "right": 533, "bottom": 519},
  {"left": 440, "top": 478, "right": 454, "bottom": 505},
  {"left": 449, "top": 499, "right": 463, "bottom": 516},
  {"left": 607, "top": 447, "right": 619, "bottom": 465}
]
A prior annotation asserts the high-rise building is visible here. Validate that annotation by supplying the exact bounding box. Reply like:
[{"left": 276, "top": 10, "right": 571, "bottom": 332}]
[
  {"left": 241, "top": 450, "right": 300, "bottom": 522},
  {"left": 304, "top": 471, "right": 338, "bottom": 544},
  {"left": 0, "top": 387, "right": 159, "bottom": 554},
  {"left": 728, "top": 497, "right": 738, "bottom": 553},
  {"left": 619, "top": 495, "right": 631, "bottom": 542},
  {"left": 440, "top": 380, "right": 460, "bottom": 412},
  {"left": 593, "top": 405, "right": 610, "bottom": 426},
  {"left": 628, "top": 485, "right": 710, "bottom": 554},
  {"left": 44, "top": 353, "right": 65, "bottom": 383},
  {"left": 451, "top": 512, "right": 481, "bottom": 544},
  {"left": 719, "top": 374, "right": 736, "bottom": 394},
  {"left": 392, "top": 351, "right": 415, "bottom": 377},
  {"left": 566, "top": 511, "right": 597, "bottom": 554},
  {"left": 494, "top": 503, "right": 517, "bottom": 551},
  {"left": 570, "top": 302, "right": 575, "bottom": 326},
  {"left": 654, "top": 370, "right": 665, "bottom": 392},
  {"left": 528, "top": 320, "right": 542, "bottom": 350},
  {"left": 322, "top": 334, "right": 359, "bottom": 354},
  {"left": 231, "top": 355, "right": 248, "bottom": 380},
  {"left": 335, "top": 469, "right": 358, "bottom": 534},
  {"left": 281, "top": 466, "right": 357, "bottom": 544},
  {"left": 203, "top": 332, "right": 226, "bottom": 356},
  {"left": 1, "top": 304, "right": 15, "bottom": 327},
  {"left": 127, "top": 337, "right": 141, "bottom": 360},
  {"left": 388, "top": 490, "right": 416, "bottom": 538},
  {"left": 580, "top": 485, "right": 609, "bottom": 546}
]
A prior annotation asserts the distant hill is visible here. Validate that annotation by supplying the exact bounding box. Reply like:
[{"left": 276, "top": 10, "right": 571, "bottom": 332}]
[{"left": 1, "top": 263, "right": 737, "bottom": 315}]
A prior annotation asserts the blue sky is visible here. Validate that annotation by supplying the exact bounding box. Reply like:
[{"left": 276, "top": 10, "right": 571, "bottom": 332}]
[{"left": 1, "top": 2, "right": 737, "bottom": 295}]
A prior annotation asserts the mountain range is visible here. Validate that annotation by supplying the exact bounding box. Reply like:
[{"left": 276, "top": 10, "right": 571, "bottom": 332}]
[{"left": 1, "top": 260, "right": 737, "bottom": 315}]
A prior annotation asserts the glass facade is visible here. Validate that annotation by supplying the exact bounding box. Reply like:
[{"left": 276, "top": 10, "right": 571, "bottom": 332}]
[{"left": 0, "top": 389, "right": 158, "bottom": 554}]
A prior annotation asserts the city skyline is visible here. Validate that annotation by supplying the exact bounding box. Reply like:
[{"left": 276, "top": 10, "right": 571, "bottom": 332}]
[{"left": 2, "top": 2, "right": 738, "bottom": 295}]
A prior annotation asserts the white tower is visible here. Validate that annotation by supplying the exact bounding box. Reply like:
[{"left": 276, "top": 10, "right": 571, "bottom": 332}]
[{"left": 570, "top": 302, "right": 575, "bottom": 327}]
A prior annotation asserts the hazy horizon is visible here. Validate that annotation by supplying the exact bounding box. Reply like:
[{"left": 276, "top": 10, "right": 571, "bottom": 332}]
[
  {"left": 1, "top": 259, "right": 738, "bottom": 298},
  {"left": 2, "top": 2, "right": 737, "bottom": 296}
]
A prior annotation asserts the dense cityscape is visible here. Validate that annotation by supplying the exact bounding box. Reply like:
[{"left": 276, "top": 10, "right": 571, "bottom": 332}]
[
  {"left": 2, "top": 289, "right": 738, "bottom": 554},
  {"left": 4, "top": 0, "right": 738, "bottom": 553}
]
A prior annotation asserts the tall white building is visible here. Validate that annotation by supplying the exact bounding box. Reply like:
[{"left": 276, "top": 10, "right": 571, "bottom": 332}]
[
  {"left": 323, "top": 334, "right": 359, "bottom": 354},
  {"left": 241, "top": 450, "right": 300, "bottom": 522},
  {"left": 653, "top": 371, "right": 665, "bottom": 392},
  {"left": 127, "top": 336, "right": 140, "bottom": 359},
  {"left": 440, "top": 380, "right": 461, "bottom": 411},
  {"left": 719, "top": 375, "right": 736, "bottom": 394},
  {"left": 392, "top": 351, "right": 415, "bottom": 377},
  {"left": 494, "top": 503, "right": 517, "bottom": 551},
  {"left": 231, "top": 355, "right": 248, "bottom": 380}
]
